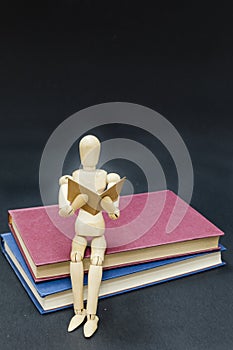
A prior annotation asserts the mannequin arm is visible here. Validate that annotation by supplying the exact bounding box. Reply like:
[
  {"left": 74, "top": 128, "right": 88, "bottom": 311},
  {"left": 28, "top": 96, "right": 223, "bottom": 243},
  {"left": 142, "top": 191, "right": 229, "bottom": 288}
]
[
  {"left": 100, "top": 196, "right": 120, "bottom": 220},
  {"left": 71, "top": 193, "right": 88, "bottom": 212},
  {"left": 58, "top": 175, "right": 72, "bottom": 208},
  {"left": 104, "top": 172, "right": 121, "bottom": 220},
  {"left": 58, "top": 175, "right": 87, "bottom": 217}
]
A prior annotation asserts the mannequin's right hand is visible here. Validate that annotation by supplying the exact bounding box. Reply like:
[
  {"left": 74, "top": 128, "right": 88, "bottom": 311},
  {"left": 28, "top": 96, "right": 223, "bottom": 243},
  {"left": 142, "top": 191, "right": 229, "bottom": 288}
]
[{"left": 59, "top": 205, "right": 74, "bottom": 217}]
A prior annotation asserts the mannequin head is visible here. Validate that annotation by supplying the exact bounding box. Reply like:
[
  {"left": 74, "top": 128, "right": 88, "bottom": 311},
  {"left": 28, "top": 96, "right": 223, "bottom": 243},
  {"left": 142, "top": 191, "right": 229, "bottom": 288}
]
[{"left": 79, "top": 135, "right": 100, "bottom": 170}]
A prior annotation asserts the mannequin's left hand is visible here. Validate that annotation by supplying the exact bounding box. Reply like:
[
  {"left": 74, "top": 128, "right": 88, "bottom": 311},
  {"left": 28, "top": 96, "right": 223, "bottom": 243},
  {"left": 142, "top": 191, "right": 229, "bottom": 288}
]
[{"left": 108, "top": 209, "right": 120, "bottom": 220}]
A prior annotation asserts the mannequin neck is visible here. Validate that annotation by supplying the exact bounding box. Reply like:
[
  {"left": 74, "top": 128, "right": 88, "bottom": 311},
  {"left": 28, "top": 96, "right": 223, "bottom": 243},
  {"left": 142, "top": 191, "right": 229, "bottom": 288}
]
[{"left": 82, "top": 165, "right": 96, "bottom": 171}]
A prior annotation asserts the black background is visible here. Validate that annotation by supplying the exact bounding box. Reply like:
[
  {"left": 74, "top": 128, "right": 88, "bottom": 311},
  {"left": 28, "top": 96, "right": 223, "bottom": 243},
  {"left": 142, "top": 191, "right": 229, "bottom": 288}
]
[{"left": 0, "top": 1, "right": 233, "bottom": 349}]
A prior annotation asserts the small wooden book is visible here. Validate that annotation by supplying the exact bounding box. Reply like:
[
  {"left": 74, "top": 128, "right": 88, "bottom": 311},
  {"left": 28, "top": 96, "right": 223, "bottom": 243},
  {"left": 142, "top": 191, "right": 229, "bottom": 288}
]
[{"left": 67, "top": 177, "right": 126, "bottom": 215}]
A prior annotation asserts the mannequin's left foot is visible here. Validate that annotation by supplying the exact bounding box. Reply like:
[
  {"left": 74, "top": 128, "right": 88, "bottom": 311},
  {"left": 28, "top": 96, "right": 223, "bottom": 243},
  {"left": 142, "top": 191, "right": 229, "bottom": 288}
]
[{"left": 83, "top": 315, "right": 99, "bottom": 338}]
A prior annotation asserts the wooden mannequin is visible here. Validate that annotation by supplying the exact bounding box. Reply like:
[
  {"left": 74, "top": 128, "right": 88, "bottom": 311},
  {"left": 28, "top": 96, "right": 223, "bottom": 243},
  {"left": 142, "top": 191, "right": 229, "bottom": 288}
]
[{"left": 58, "top": 135, "right": 121, "bottom": 338}]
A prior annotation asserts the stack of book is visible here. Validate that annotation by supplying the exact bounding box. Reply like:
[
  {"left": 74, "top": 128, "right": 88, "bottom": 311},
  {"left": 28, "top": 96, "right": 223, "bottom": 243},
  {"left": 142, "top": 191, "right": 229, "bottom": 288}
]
[{"left": 1, "top": 190, "right": 225, "bottom": 314}]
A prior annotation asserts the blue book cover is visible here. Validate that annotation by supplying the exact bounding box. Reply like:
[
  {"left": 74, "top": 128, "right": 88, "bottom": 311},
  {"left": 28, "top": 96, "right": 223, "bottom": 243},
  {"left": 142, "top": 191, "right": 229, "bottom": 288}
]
[{"left": 1, "top": 232, "right": 226, "bottom": 314}]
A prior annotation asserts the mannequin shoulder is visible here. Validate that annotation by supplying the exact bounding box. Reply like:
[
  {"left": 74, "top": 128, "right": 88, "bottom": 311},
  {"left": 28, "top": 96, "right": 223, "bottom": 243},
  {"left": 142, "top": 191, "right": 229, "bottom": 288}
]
[
  {"left": 106, "top": 172, "right": 120, "bottom": 184},
  {"left": 72, "top": 169, "right": 80, "bottom": 181},
  {"left": 59, "top": 175, "right": 73, "bottom": 185}
]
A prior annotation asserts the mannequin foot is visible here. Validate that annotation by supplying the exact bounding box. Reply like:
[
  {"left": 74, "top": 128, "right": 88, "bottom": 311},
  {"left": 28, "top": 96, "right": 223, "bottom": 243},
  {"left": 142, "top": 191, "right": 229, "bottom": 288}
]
[
  {"left": 83, "top": 315, "right": 99, "bottom": 338},
  {"left": 68, "top": 309, "right": 86, "bottom": 332}
]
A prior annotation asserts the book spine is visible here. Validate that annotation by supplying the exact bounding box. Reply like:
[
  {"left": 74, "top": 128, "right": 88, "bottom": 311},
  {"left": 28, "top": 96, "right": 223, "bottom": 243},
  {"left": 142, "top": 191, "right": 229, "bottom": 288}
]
[{"left": 8, "top": 222, "right": 39, "bottom": 281}]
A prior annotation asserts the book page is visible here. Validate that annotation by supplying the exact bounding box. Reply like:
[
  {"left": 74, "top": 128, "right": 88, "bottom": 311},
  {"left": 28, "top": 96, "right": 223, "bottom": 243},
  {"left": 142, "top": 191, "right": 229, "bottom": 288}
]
[{"left": 67, "top": 177, "right": 126, "bottom": 215}]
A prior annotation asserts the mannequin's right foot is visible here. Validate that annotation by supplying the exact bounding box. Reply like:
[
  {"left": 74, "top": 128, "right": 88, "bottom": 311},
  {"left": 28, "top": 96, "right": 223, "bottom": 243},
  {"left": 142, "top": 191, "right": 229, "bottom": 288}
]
[{"left": 68, "top": 309, "right": 86, "bottom": 332}]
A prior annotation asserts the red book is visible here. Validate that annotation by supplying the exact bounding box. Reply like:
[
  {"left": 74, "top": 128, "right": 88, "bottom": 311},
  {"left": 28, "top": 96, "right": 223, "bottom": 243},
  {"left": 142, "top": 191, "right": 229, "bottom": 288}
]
[{"left": 8, "top": 190, "right": 224, "bottom": 282}]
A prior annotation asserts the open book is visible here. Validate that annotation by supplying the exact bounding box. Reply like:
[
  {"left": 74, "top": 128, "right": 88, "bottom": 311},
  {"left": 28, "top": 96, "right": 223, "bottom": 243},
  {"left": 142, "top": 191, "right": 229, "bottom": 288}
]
[{"left": 67, "top": 177, "right": 126, "bottom": 215}]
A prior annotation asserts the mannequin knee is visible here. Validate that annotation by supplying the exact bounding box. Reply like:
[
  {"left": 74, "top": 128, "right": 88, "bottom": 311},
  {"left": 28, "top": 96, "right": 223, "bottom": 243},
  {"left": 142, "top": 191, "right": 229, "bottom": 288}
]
[
  {"left": 90, "top": 255, "right": 103, "bottom": 266},
  {"left": 71, "top": 251, "right": 83, "bottom": 263}
]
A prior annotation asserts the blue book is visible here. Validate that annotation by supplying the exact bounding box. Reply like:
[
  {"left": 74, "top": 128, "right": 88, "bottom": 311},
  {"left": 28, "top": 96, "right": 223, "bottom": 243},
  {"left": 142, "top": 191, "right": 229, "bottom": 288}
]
[{"left": 1, "top": 232, "right": 226, "bottom": 314}]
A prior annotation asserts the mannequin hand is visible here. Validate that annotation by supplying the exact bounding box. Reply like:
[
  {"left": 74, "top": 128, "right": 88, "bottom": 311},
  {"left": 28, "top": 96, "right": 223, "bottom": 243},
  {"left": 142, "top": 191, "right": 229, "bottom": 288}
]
[
  {"left": 108, "top": 208, "right": 120, "bottom": 220},
  {"left": 59, "top": 205, "right": 74, "bottom": 217}
]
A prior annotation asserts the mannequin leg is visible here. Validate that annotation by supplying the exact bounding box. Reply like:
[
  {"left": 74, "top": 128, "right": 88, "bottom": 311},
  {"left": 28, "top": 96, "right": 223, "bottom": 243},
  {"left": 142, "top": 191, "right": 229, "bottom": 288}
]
[
  {"left": 84, "top": 235, "right": 106, "bottom": 338},
  {"left": 68, "top": 235, "right": 87, "bottom": 332}
]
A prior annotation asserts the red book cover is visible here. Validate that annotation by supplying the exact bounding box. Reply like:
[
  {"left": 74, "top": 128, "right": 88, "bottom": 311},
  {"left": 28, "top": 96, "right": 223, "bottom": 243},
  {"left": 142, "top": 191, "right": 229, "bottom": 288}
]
[{"left": 8, "top": 190, "right": 224, "bottom": 281}]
